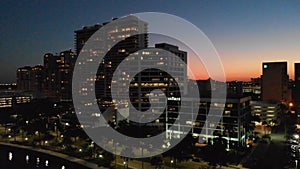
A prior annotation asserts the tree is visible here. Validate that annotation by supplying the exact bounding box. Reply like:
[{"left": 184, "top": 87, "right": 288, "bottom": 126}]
[
  {"left": 97, "top": 151, "right": 114, "bottom": 168},
  {"left": 25, "top": 118, "right": 47, "bottom": 145},
  {"left": 151, "top": 156, "right": 163, "bottom": 169},
  {"left": 202, "top": 135, "right": 227, "bottom": 167}
]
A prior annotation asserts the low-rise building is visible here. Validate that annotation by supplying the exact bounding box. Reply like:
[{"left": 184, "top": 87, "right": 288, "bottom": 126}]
[{"left": 250, "top": 101, "right": 279, "bottom": 125}]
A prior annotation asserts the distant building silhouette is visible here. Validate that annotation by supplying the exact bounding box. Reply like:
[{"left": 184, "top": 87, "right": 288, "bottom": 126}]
[
  {"left": 293, "top": 63, "right": 300, "bottom": 108},
  {"left": 16, "top": 66, "right": 32, "bottom": 91},
  {"left": 242, "top": 78, "right": 261, "bottom": 101},
  {"left": 17, "top": 65, "right": 44, "bottom": 92},
  {"left": 261, "top": 62, "right": 290, "bottom": 103},
  {"left": 43, "top": 50, "right": 76, "bottom": 100},
  {"left": 227, "top": 81, "right": 243, "bottom": 96}
]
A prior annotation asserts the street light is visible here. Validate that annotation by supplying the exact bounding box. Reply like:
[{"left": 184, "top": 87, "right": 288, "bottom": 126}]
[
  {"left": 123, "top": 161, "right": 127, "bottom": 169},
  {"left": 171, "top": 160, "right": 176, "bottom": 169}
]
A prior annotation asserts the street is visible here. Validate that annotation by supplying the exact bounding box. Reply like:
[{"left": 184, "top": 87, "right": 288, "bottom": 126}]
[{"left": 242, "top": 128, "right": 289, "bottom": 169}]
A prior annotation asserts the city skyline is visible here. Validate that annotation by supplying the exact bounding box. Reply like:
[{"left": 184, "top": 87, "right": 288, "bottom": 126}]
[
  {"left": 1, "top": 1, "right": 300, "bottom": 82},
  {"left": 1, "top": 3, "right": 300, "bottom": 167}
]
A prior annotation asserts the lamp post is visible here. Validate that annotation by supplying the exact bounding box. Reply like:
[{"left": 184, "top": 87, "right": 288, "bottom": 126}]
[
  {"left": 123, "top": 161, "right": 126, "bottom": 169},
  {"left": 123, "top": 158, "right": 128, "bottom": 169},
  {"left": 171, "top": 159, "right": 176, "bottom": 169}
]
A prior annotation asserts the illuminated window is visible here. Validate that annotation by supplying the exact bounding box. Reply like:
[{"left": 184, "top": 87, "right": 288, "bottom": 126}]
[
  {"left": 224, "top": 110, "right": 231, "bottom": 115},
  {"left": 227, "top": 104, "right": 233, "bottom": 108}
]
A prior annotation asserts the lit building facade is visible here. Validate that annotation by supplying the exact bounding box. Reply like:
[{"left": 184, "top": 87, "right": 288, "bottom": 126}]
[
  {"left": 74, "top": 16, "right": 148, "bottom": 101},
  {"left": 30, "top": 65, "right": 44, "bottom": 91},
  {"left": 242, "top": 78, "right": 261, "bottom": 101},
  {"left": 191, "top": 95, "right": 251, "bottom": 149},
  {"left": 16, "top": 66, "right": 31, "bottom": 91},
  {"left": 163, "top": 85, "right": 251, "bottom": 149},
  {"left": 74, "top": 24, "right": 102, "bottom": 56},
  {"left": 44, "top": 50, "right": 76, "bottom": 99},
  {"left": 113, "top": 44, "right": 187, "bottom": 127},
  {"left": 227, "top": 79, "right": 261, "bottom": 101},
  {"left": 0, "top": 95, "right": 13, "bottom": 108},
  {"left": 0, "top": 91, "right": 32, "bottom": 108},
  {"left": 251, "top": 101, "right": 279, "bottom": 124},
  {"left": 17, "top": 65, "right": 44, "bottom": 92}
]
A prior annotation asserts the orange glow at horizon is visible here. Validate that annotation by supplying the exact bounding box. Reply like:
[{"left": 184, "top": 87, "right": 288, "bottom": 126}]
[{"left": 187, "top": 49, "right": 298, "bottom": 81}]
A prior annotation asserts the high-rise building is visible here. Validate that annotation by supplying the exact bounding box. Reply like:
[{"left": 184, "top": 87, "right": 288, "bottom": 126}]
[
  {"left": 43, "top": 53, "right": 55, "bottom": 96},
  {"left": 17, "top": 66, "right": 32, "bottom": 91},
  {"left": 74, "top": 17, "right": 192, "bottom": 136},
  {"left": 74, "top": 24, "right": 102, "bottom": 56},
  {"left": 294, "top": 63, "right": 300, "bottom": 108},
  {"left": 115, "top": 44, "right": 188, "bottom": 127},
  {"left": 261, "top": 62, "right": 290, "bottom": 103},
  {"left": 17, "top": 65, "right": 44, "bottom": 91},
  {"left": 74, "top": 16, "right": 148, "bottom": 101},
  {"left": 30, "top": 65, "right": 44, "bottom": 91},
  {"left": 155, "top": 43, "right": 187, "bottom": 63},
  {"left": 44, "top": 50, "right": 76, "bottom": 99}
]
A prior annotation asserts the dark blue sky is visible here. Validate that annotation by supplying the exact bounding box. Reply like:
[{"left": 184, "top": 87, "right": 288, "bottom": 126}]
[{"left": 1, "top": 0, "right": 300, "bottom": 82}]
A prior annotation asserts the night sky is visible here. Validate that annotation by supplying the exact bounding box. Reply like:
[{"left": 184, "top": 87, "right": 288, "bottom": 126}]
[{"left": 1, "top": 0, "right": 300, "bottom": 82}]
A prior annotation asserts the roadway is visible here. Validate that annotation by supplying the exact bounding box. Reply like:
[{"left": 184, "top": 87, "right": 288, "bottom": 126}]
[{"left": 242, "top": 128, "right": 289, "bottom": 169}]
